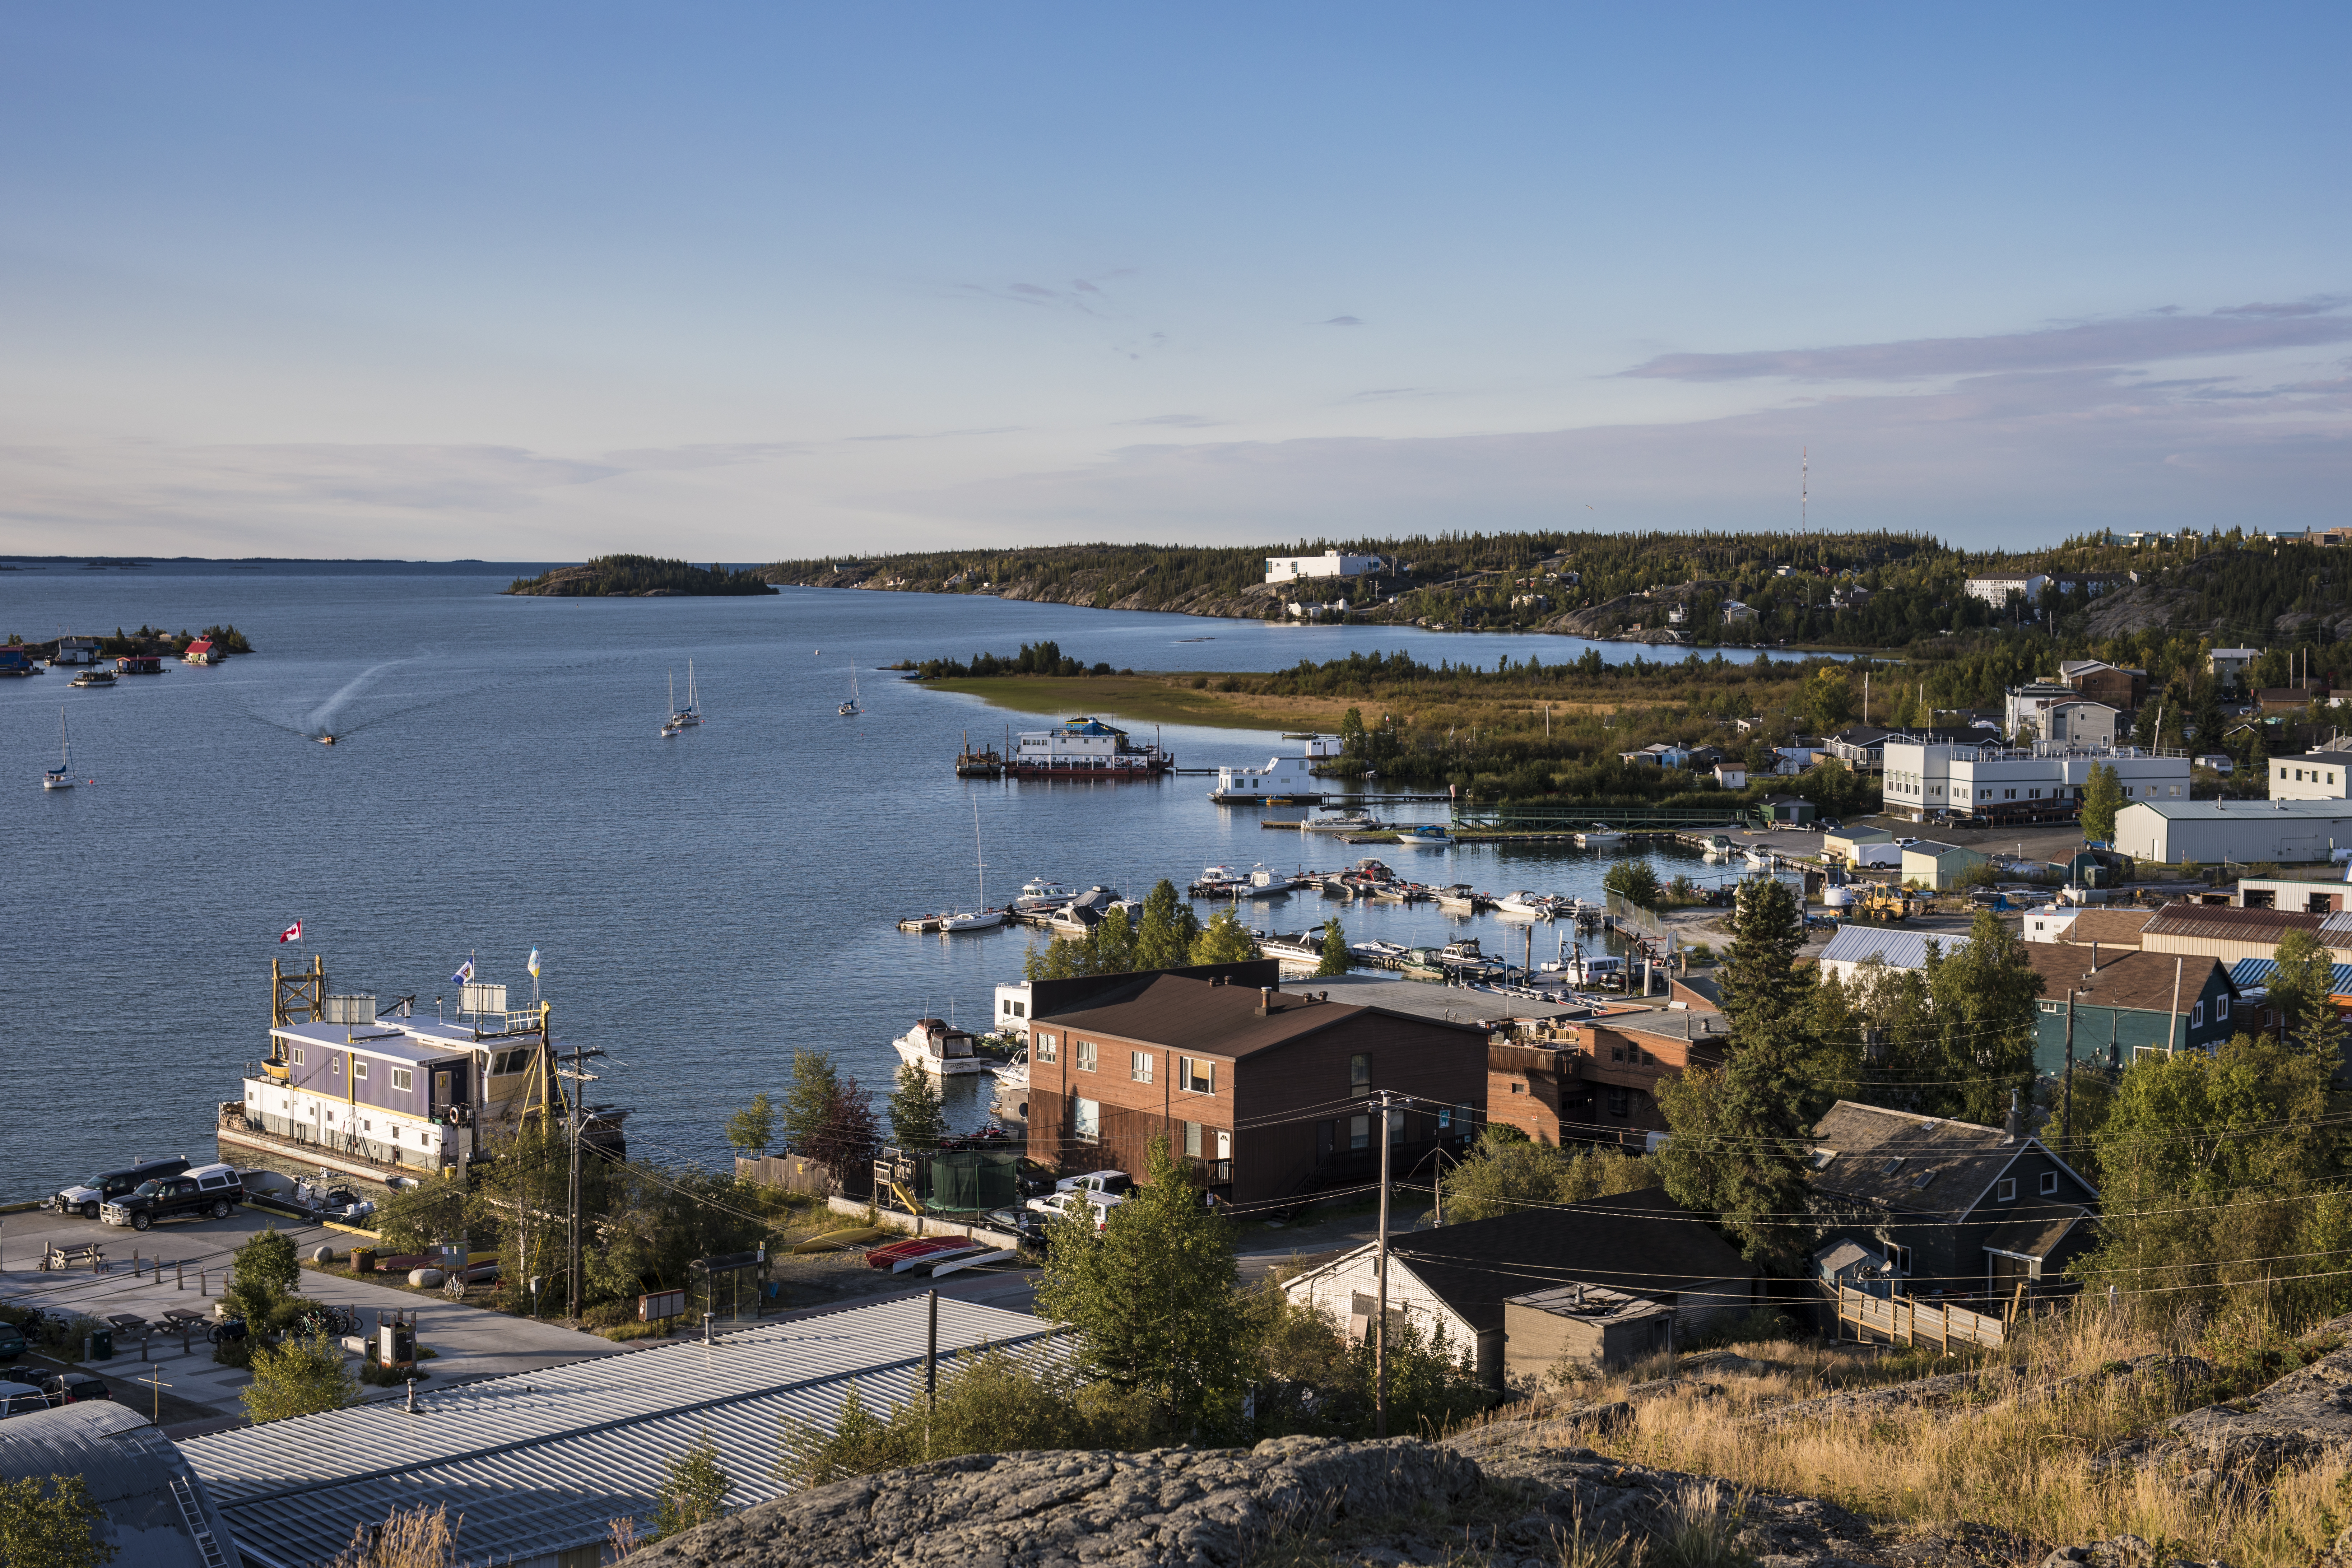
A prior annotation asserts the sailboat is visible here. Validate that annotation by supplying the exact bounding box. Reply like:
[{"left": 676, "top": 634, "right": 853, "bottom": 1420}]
[
  {"left": 660, "top": 671, "right": 684, "bottom": 738},
  {"left": 671, "top": 661, "right": 702, "bottom": 729},
  {"left": 937, "top": 797, "right": 1007, "bottom": 931},
  {"left": 43, "top": 709, "right": 74, "bottom": 790},
  {"left": 838, "top": 664, "right": 862, "bottom": 717}
]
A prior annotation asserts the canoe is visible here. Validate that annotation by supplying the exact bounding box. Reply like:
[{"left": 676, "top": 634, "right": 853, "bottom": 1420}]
[
  {"left": 789, "top": 1227, "right": 884, "bottom": 1255},
  {"left": 891, "top": 1242, "right": 981, "bottom": 1275},
  {"left": 869, "top": 1237, "right": 969, "bottom": 1271},
  {"left": 929, "top": 1249, "right": 1014, "bottom": 1278}
]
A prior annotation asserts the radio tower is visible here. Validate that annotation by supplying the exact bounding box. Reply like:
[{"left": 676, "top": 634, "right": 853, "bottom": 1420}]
[{"left": 1801, "top": 447, "right": 1808, "bottom": 531}]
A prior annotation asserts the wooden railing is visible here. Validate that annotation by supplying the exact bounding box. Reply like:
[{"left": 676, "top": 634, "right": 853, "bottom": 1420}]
[{"left": 1835, "top": 1285, "right": 2005, "bottom": 1350}]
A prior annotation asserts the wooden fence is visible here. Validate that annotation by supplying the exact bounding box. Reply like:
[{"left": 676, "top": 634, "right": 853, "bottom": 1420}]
[
  {"left": 736, "top": 1154, "right": 837, "bottom": 1197},
  {"left": 1835, "top": 1285, "right": 2005, "bottom": 1350}
]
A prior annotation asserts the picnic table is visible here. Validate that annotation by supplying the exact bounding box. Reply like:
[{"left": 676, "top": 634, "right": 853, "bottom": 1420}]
[{"left": 39, "top": 1243, "right": 107, "bottom": 1272}]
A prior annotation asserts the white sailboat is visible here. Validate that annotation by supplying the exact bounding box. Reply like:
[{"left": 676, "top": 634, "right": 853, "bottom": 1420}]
[
  {"left": 671, "top": 661, "right": 702, "bottom": 728},
  {"left": 937, "top": 798, "right": 1007, "bottom": 931},
  {"left": 660, "top": 671, "right": 684, "bottom": 738},
  {"left": 838, "top": 664, "right": 862, "bottom": 716},
  {"left": 42, "top": 709, "right": 74, "bottom": 790}
]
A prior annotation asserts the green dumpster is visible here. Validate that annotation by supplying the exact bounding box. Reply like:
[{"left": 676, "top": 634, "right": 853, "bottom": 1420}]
[{"left": 86, "top": 1327, "right": 112, "bottom": 1360}]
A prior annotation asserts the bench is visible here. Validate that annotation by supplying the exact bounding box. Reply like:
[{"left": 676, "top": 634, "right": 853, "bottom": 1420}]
[{"left": 39, "top": 1243, "right": 107, "bottom": 1272}]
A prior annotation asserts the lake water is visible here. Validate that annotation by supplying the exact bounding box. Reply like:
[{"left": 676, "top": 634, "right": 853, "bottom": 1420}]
[{"left": 0, "top": 564, "right": 1756, "bottom": 1196}]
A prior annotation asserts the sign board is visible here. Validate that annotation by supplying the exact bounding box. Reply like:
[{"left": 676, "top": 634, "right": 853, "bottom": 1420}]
[
  {"left": 640, "top": 1289, "right": 686, "bottom": 1322},
  {"left": 461, "top": 982, "right": 508, "bottom": 1015}
]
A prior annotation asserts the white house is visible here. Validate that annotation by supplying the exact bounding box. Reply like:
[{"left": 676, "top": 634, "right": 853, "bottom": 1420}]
[
  {"left": 1818, "top": 924, "right": 1972, "bottom": 986},
  {"left": 1264, "top": 550, "right": 1382, "bottom": 585},
  {"left": 2022, "top": 907, "right": 2084, "bottom": 944},
  {"left": 993, "top": 981, "right": 1033, "bottom": 1039},
  {"left": 2210, "top": 647, "right": 2262, "bottom": 684},
  {"left": 1713, "top": 762, "right": 1748, "bottom": 790},
  {"left": 2269, "top": 750, "right": 2352, "bottom": 801},
  {"left": 1881, "top": 738, "right": 2189, "bottom": 823},
  {"left": 1965, "top": 573, "right": 2049, "bottom": 611}
]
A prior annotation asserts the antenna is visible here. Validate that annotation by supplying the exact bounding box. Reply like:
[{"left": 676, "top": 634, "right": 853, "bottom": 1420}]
[{"left": 1801, "top": 447, "right": 1808, "bottom": 531}]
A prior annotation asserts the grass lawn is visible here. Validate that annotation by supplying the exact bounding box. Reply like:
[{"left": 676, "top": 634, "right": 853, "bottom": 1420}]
[{"left": 919, "top": 673, "right": 1627, "bottom": 735}]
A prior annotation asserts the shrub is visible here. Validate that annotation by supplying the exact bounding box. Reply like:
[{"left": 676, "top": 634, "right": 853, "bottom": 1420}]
[{"left": 241, "top": 1331, "right": 359, "bottom": 1423}]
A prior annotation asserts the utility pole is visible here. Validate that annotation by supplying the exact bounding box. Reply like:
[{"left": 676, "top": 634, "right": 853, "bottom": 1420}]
[{"left": 1374, "top": 1090, "right": 1394, "bottom": 1440}]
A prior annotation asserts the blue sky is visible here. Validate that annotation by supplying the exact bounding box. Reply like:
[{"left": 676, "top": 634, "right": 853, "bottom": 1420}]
[{"left": 0, "top": 5, "right": 2344, "bottom": 558}]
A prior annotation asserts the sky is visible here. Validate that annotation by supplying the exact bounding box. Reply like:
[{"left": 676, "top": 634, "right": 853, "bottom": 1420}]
[{"left": 0, "top": 5, "right": 2345, "bottom": 559}]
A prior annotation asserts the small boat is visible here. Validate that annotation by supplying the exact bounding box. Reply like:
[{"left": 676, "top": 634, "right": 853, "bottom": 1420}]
[
  {"left": 893, "top": 1017, "right": 993, "bottom": 1075},
  {"left": 1012, "top": 877, "right": 1077, "bottom": 916},
  {"left": 660, "top": 672, "right": 687, "bottom": 737},
  {"left": 990, "top": 1051, "right": 1029, "bottom": 1123},
  {"left": 1392, "top": 824, "right": 1452, "bottom": 845},
  {"left": 1435, "top": 885, "right": 1480, "bottom": 914},
  {"left": 933, "top": 798, "right": 1005, "bottom": 932},
  {"left": 1302, "top": 810, "right": 1386, "bottom": 834},
  {"left": 866, "top": 1237, "right": 969, "bottom": 1271},
  {"left": 790, "top": 1227, "right": 884, "bottom": 1254},
  {"left": 1259, "top": 932, "right": 1327, "bottom": 963},
  {"left": 671, "top": 661, "right": 703, "bottom": 729},
  {"left": 838, "top": 662, "right": 862, "bottom": 716},
  {"left": 68, "top": 669, "right": 115, "bottom": 689},
  {"left": 1744, "top": 847, "right": 1774, "bottom": 869},
  {"left": 1495, "top": 890, "right": 1557, "bottom": 920},
  {"left": 42, "top": 710, "right": 74, "bottom": 791},
  {"left": 319, "top": 734, "right": 336, "bottom": 745},
  {"left": 931, "top": 1248, "right": 1015, "bottom": 1278},
  {"left": 1575, "top": 825, "right": 1624, "bottom": 847}
]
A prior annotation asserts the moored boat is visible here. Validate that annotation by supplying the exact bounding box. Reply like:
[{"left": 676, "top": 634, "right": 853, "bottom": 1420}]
[
  {"left": 42, "top": 710, "right": 74, "bottom": 790},
  {"left": 892, "top": 1017, "right": 993, "bottom": 1075},
  {"left": 1392, "top": 823, "right": 1452, "bottom": 845}
]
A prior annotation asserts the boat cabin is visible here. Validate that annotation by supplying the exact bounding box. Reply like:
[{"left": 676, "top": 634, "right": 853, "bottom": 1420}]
[
  {"left": 248, "top": 1022, "right": 481, "bottom": 1172},
  {"left": 115, "top": 654, "right": 164, "bottom": 674}
]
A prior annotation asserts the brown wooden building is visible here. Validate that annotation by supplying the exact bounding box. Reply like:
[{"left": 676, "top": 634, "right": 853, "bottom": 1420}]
[
  {"left": 1488, "top": 1008, "right": 1732, "bottom": 1148},
  {"left": 1029, "top": 971, "right": 1488, "bottom": 1205}
]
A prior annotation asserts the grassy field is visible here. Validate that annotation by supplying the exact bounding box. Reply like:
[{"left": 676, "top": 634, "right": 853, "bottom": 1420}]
[{"left": 920, "top": 673, "right": 1630, "bottom": 735}]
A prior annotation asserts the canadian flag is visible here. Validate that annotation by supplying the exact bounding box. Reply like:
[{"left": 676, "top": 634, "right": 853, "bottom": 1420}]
[{"left": 278, "top": 920, "right": 302, "bottom": 944}]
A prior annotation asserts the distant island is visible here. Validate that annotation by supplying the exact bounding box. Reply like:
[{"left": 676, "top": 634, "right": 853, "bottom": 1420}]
[{"left": 505, "top": 555, "right": 779, "bottom": 597}]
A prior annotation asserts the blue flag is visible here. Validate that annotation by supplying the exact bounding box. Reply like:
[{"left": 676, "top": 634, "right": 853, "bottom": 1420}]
[{"left": 452, "top": 958, "right": 475, "bottom": 985}]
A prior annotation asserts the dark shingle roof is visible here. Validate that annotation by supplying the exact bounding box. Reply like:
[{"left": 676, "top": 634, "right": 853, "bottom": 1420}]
[
  {"left": 1810, "top": 1101, "right": 2093, "bottom": 1217},
  {"left": 1982, "top": 1206, "right": 2093, "bottom": 1262},
  {"left": 2024, "top": 946, "right": 2229, "bottom": 1016},
  {"left": 2052, "top": 908, "right": 2156, "bottom": 948},
  {"left": 1383, "top": 1187, "right": 1754, "bottom": 1332},
  {"left": 1037, "top": 973, "right": 1481, "bottom": 1060}
]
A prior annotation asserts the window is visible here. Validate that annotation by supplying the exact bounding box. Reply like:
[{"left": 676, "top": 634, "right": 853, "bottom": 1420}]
[
  {"left": 1036, "top": 1034, "right": 1057, "bottom": 1064},
  {"left": 1611, "top": 1046, "right": 1624, "bottom": 1062},
  {"left": 1606, "top": 1087, "right": 1629, "bottom": 1117},
  {"left": 1073, "top": 1098, "right": 1100, "bottom": 1141},
  {"left": 391, "top": 1067, "right": 413, "bottom": 1092},
  {"left": 2041, "top": 1171, "right": 2060, "bottom": 1195},
  {"left": 352, "top": 1060, "right": 369, "bottom": 1080},
  {"left": 1349, "top": 1053, "right": 1371, "bottom": 1096},
  {"left": 1885, "top": 1242, "right": 1912, "bottom": 1274},
  {"left": 1510, "top": 1081, "right": 1526, "bottom": 1095},
  {"left": 1388, "top": 1108, "right": 1405, "bottom": 1144},
  {"left": 1349, "top": 1115, "right": 1370, "bottom": 1151},
  {"left": 1180, "top": 1057, "right": 1213, "bottom": 1094},
  {"left": 2004, "top": 788, "right": 2016, "bottom": 800},
  {"left": 290, "top": 1047, "right": 305, "bottom": 1066},
  {"left": 1075, "top": 1040, "right": 1098, "bottom": 1074},
  {"left": 1881, "top": 1156, "right": 1905, "bottom": 1174},
  {"left": 2218, "top": 995, "right": 2231, "bottom": 1020},
  {"left": 1130, "top": 1051, "right": 1154, "bottom": 1084},
  {"left": 331, "top": 1056, "right": 343, "bottom": 1076},
  {"left": 1437, "top": 1106, "right": 1453, "bottom": 1131},
  {"left": 1184, "top": 1121, "right": 1203, "bottom": 1157},
  {"left": 1217, "top": 1130, "right": 1231, "bottom": 1160},
  {"left": 2192, "top": 1001, "right": 2204, "bottom": 1028},
  {"left": 1997, "top": 1177, "right": 2017, "bottom": 1202}
]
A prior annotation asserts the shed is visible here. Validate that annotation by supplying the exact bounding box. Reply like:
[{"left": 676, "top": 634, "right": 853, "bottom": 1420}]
[
  {"left": 1823, "top": 825, "right": 1894, "bottom": 865},
  {"left": 1503, "top": 1284, "right": 1674, "bottom": 1377},
  {"left": 1761, "top": 794, "right": 1816, "bottom": 825},
  {"left": 1902, "top": 841, "right": 1987, "bottom": 890},
  {"left": 2116, "top": 799, "right": 2352, "bottom": 866}
]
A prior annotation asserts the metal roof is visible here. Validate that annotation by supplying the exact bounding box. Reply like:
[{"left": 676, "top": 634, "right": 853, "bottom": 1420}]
[
  {"left": 185, "top": 1294, "right": 1056, "bottom": 1568},
  {"left": 2228, "top": 957, "right": 2352, "bottom": 997},
  {"left": 1819, "top": 924, "right": 1972, "bottom": 972},
  {"left": 2120, "top": 799, "right": 2352, "bottom": 820}
]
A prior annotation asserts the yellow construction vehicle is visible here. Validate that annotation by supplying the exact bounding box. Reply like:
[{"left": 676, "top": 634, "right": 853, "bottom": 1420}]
[{"left": 1855, "top": 885, "right": 1920, "bottom": 922}]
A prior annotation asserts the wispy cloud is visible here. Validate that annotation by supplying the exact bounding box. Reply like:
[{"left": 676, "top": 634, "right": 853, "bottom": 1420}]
[
  {"left": 1318, "top": 315, "right": 1364, "bottom": 326},
  {"left": 1622, "top": 302, "right": 2352, "bottom": 382}
]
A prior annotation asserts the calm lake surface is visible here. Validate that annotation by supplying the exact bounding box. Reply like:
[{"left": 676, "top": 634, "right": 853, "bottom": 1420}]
[{"left": 0, "top": 564, "right": 1760, "bottom": 1196}]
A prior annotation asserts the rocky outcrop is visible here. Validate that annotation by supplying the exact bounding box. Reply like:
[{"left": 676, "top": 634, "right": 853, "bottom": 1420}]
[{"left": 2163, "top": 1330, "right": 2352, "bottom": 1479}]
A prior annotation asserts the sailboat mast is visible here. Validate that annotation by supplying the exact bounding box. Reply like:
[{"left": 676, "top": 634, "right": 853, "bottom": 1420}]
[{"left": 973, "top": 796, "right": 986, "bottom": 910}]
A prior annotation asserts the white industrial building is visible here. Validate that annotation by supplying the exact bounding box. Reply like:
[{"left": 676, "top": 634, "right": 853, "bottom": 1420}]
[
  {"left": 1264, "top": 550, "right": 1382, "bottom": 584},
  {"left": 1964, "top": 573, "right": 2049, "bottom": 610},
  {"left": 1881, "top": 738, "right": 2188, "bottom": 823},
  {"left": 2268, "top": 749, "right": 2352, "bottom": 800},
  {"left": 2115, "top": 799, "right": 2352, "bottom": 866}
]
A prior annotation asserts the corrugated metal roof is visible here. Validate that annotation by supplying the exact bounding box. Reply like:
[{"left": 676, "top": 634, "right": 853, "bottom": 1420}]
[
  {"left": 186, "top": 1294, "right": 1056, "bottom": 1568},
  {"left": 2228, "top": 957, "right": 2352, "bottom": 996},
  {"left": 2124, "top": 799, "right": 2352, "bottom": 820},
  {"left": 1820, "top": 924, "right": 1972, "bottom": 972},
  {"left": 2143, "top": 904, "right": 2323, "bottom": 939}
]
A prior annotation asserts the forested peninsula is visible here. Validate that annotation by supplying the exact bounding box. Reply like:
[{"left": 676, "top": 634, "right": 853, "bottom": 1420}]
[{"left": 505, "top": 555, "right": 778, "bottom": 597}]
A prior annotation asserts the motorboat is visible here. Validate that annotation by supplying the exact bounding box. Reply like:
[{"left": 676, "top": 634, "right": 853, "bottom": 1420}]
[
  {"left": 1495, "top": 890, "right": 1557, "bottom": 920},
  {"left": 1392, "top": 824, "right": 1452, "bottom": 845},
  {"left": 892, "top": 1018, "right": 993, "bottom": 1076},
  {"left": 42, "top": 710, "right": 74, "bottom": 790},
  {"left": 1744, "top": 847, "right": 1775, "bottom": 869},
  {"left": 319, "top": 734, "right": 336, "bottom": 745},
  {"left": 936, "top": 909, "right": 1009, "bottom": 932},
  {"left": 1012, "top": 877, "right": 1077, "bottom": 916},
  {"left": 1258, "top": 932, "right": 1326, "bottom": 963},
  {"left": 68, "top": 669, "right": 115, "bottom": 689},
  {"left": 1243, "top": 866, "right": 1300, "bottom": 896},
  {"left": 1434, "top": 884, "right": 1481, "bottom": 914},
  {"left": 1575, "top": 825, "right": 1623, "bottom": 847},
  {"left": 1348, "top": 939, "right": 1407, "bottom": 968},
  {"left": 989, "top": 1052, "right": 1029, "bottom": 1125}
]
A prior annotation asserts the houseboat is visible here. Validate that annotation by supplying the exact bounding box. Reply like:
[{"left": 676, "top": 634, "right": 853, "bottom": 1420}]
[
  {"left": 1209, "top": 748, "right": 1324, "bottom": 804},
  {"left": 1007, "top": 716, "right": 1172, "bottom": 778},
  {"left": 114, "top": 654, "right": 165, "bottom": 675},
  {"left": 69, "top": 668, "right": 116, "bottom": 688},
  {"left": 47, "top": 634, "right": 102, "bottom": 667},
  {"left": 220, "top": 958, "right": 626, "bottom": 1192}
]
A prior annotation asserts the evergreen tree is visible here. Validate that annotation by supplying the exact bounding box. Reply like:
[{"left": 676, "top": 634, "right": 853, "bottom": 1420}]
[
  {"left": 2081, "top": 762, "right": 2124, "bottom": 843},
  {"left": 1315, "top": 917, "right": 1349, "bottom": 977},
  {"left": 2270, "top": 929, "right": 2344, "bottom": 1069},
  {"left": 1190, "top": 909, "right": 1260, "bottom": 965},
  {"left": 724, "top": 1092, "right": 775, "bottom": 1158},
  {"left": 887, "top": 1063, "right": 946, "bottom": 1150},
  {"left": 780, "top": 1050, "right": 879, "bottom": 1178},
  {"left": 1133, "top": 879, "right": 1201, "bottom": 970},
  {"left": 1921, "top": 910, "right": 2044, "bottom": 1127},
  {"left": 1716, "top": 877, "right": 1812, "bottom": 1056},
  {"left": 1035, "top": 1137, "right": 1246, "bottom": 1436}
]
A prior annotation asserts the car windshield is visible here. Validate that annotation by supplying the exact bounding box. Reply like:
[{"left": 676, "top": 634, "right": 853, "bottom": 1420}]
[
  {"left": 131, "top": 1180, "right": 165, "bottom": 1199},
  {"left": 80, "top": 1177, "right": 107, "bottom": 1192}
]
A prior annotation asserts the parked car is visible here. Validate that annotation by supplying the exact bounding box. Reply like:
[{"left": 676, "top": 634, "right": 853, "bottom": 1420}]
[
  {"left": 0, "top": 1383, "right": 48, "bottom": 1419},
  {"left": 51, "top": 1157, "right": 191, "bottom": 1220},
  {"left": 984, "top": 1205, "right": 1050, "bottom": 1247},
  {"left": 39, "top": 1373, "right": 110, "bottom": 1406},
  {"left": 0, "top": 1323, "right": 23, "bottom": 1362},
  {"left": 100, "top": 1163, "right": 244, "bottom": 1230},
  {"left": 1052, "top": 1170, "right": 1134, "bottom": 1198},
  {"left": 1024, "top": 1190, "right": 1122, "bottom": 1230}
]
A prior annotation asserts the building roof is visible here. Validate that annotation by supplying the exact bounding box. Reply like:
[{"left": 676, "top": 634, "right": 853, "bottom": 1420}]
[
  {"left": 2050, "top": 908, "right": 2155, "bottom": 947},
  {"left": 2140, "top": 904, "right": 2324, "bottom": 942},
  {"left": 0, "top": 1404, "right": 235, "bottom": 1568},
  {"left": 1981, "top": 1206, "right": 2094, "bottom": 1262},
  {"left": 1308, "top": 972, "right": 1593, "bottom": 1027},
  {"left": 1832, "top": 725, "right": 1893, "bottom": 747},
  {"left": 1819, "top": 924, "right": 1973, "bottom": 972},
  {"left": 1810, "top": 1101, "right": 2095, "bottom": 1217},
  {"left": 2289, "top": 751, "right": 2352, "bottom": 766},
  {"left": 1504, "top": 1281, "right": 1670, "bottom": 1325},
  {"left": 2023, "top": 946, "right": 2229, "bottom": 1015},
  {"left": 1037, "top": 973, "right": 1482, "bottom": 1060},
  {"left": 1902, "top": 841, "right": 1977, "bottom": 860},
  {"left": 1361, "top": 1187, "right": 1753, "bottom": 1333},
  {"left": 267, "top": 1021, "right": 478, "bottom": 1065},
  {"left": 1599, "top": 1007, "right": 1733, "bottom": 1045},
  {"left": 2228, "top": 957, "right": 2352, "bottom": 997},
  {"left": 184, "top": 1295, "right": 1057, "bottom": 1568},
  {"left": 2120, "top": 799, "right": 2352, "bottom": 821}
]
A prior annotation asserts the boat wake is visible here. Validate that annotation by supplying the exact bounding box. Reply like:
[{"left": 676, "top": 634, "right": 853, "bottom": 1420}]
[{"left": 306, "top": 658, "right": 411, "bottom": 736}]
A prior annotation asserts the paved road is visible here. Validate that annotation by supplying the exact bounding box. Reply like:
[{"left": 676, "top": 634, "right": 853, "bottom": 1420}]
[{"left": 0, "top": 1205, "right": 624, "bottom": 1426}]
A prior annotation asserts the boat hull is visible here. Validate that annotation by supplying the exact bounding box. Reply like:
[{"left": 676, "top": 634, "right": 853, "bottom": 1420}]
[{"left": 892, "top": 1041, "right": 994, "bottom": 1075}]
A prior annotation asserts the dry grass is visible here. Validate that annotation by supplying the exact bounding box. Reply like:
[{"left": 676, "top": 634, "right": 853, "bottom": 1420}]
[
  {"left": 326, "top": 1503, "right": 466, "bottom": 1567},
  {"left": 1508, "top": 1311, "right": 2352, "bottom": 1568}
]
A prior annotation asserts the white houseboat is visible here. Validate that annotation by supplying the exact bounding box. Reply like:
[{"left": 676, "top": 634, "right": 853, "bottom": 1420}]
[{"left": 1007, "top": 716, "right": 1173, "bottom": 779}]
